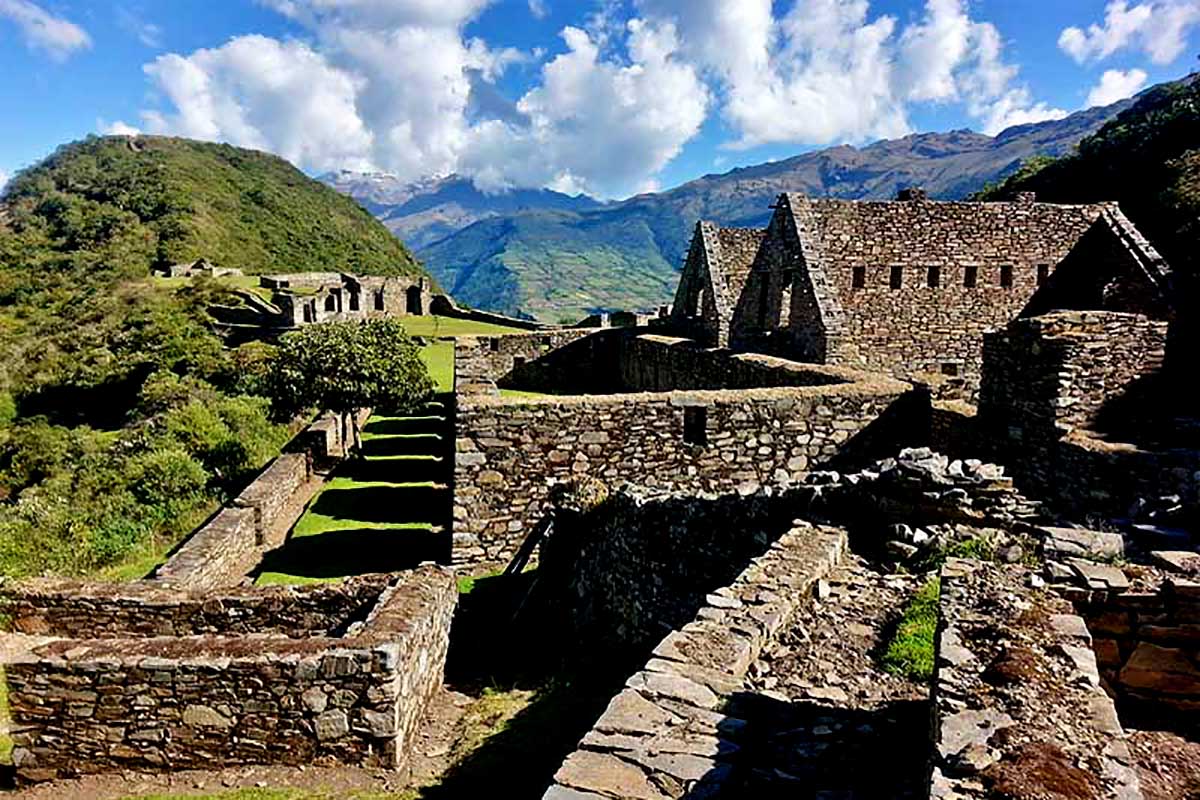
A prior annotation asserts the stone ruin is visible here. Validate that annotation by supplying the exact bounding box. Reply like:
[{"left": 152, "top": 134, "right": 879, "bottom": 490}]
[{"left": 1, "top": 191, "right": 1196, "bottom": 797}]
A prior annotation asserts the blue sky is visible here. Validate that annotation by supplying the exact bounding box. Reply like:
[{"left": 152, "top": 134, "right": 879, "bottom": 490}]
[{"left": 1, "top": 0, "right": 1198, "bottom": 198}]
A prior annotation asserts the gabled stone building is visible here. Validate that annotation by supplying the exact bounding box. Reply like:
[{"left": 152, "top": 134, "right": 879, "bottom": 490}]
[{"left": 666, "top": 191, "right": 1173, "bottom": 395}]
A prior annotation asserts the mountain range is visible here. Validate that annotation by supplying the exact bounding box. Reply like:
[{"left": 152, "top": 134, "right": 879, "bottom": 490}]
[{"left": 327, "top": 96, "right": 1137, "bottom": 322}]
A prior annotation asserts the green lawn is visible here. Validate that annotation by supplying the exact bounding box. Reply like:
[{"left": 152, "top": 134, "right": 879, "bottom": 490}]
[
  {"left": 254, "top": 410, "right": 451, "bottom": 586},
  {"left": 397, "top": 315, "right": 530, "bottom": 338}
]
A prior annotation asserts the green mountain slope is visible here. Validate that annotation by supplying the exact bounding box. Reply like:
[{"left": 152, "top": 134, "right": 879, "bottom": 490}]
[
  {"left": 422, "top": 210, "right": 677, "bottom": 322},
  {"left": 977, "top": 73, "right": 1200, "bottom": 283},
  {"left": 0, "top": 136, "right": 428, "bottom": 578},
  {"left": 412, "top": 97, "right": 1134, "bottom": 322},
  {"left": 3, "top": 135, "right": 422, "bottom": 277}
]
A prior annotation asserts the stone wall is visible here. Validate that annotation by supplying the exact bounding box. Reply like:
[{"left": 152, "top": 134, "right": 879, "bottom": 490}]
[
  {"left": 542, "top": 521, "right": 847, "bottom": 799},
  {"left": 541, "top": 484, "right": 810, "bottom": 662},
  {"left": 453, "top": 329, "right": 600, "bottom": 395},
  {"left": 975, "top": 310, "right": 1188, "bottom": 515},
  {"left": 0, "top": 576, "right": 393, "bottom": 639},
  {"left": 4, "top": 567, "right": 456, "bottom": 784},
  {"left": 453, "top": 340, "right": 915, "bottom": 570},
  {"left": 1067, "top": 572, "right": 1200, "bottom": 717},
  {"left": 809, "top": 198, "right": 1101, "bottom": 393},
  {"left": 146, "top": 507, "right": 259, "bottom": 591},
  {"left": 154, "top": 409, "right": 372, "bottom": 591},
  {"left": 979, "top": 311, "right": 1169, "bottom": 438},
  {"left": 154, "top": 452, "right": 313, "bottom": 590},
  {"left": 932, "top": 559, "right": 1141, "bottom": 798}
]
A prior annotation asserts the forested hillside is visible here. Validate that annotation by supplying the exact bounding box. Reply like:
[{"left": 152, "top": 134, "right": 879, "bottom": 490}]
[{"left": 0, "top": 136, "right": 428, "bottom": 578}]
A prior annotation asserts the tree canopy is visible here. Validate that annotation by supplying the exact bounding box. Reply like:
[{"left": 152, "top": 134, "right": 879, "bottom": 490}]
[{"left": 267, "top": 320, "right": 434, "bottom": 449}]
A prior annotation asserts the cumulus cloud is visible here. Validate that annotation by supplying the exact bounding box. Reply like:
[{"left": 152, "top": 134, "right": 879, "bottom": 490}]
[
  {"left": 0, "top": 0, "right": 90, "bottom": 60},
  {"left": 139, "top": 36, "right": 375, "bottom": 173},
  {"left": 638, "top": 0, "right": 1063, "bottom": 144},
  {"left": 132, "top": 0, "right": 1067, "bottom": 197},
  {"left": 1059, "top": 0, "right": 1200, "bottom": 65},
  {"left": 459, "top": 20, "right": 708, "bottom": 196},
  {"left": 99, "top": 119, "right": 143, "bottom": 136},
  {"left": 1086, "top": 68, "right": 1150, "bottom": 106}
]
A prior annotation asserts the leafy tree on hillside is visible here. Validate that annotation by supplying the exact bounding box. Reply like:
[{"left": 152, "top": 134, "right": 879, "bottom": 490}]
[{"left": 266, "top": 320, "right": 434, "bottom": 453}]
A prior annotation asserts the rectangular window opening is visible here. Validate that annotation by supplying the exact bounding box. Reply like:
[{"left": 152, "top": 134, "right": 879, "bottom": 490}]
[
  {"left": 941, "top": 362, "right": 960, "bottom": 377},
  {"left": 683, "top": 406, "right": 708, "bottom": 447},
  {"left": 889, "top": 265, "right": 903, "bottom": 289},
  {"left": 927, "top": 266, "right": 941, "bottom": 288},
  {"left": 489, "top": 337, "right": 500, "bottom": 353},
  {"left": 852, "top": 266, "right": 866, "bottom": 289},
  {"left": 963, "top": 265, "right": 978, "bottom": 288},
  {"left": 1037, "top": 264, "right": 1050, "bottom": 285},
  {"left": 1000, "top": 264, "right": 1014, "bottom": 288}
]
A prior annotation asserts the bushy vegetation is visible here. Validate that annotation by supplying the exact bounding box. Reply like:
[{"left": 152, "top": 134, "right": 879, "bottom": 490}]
[
  {"left": 0, "top": 136, "right": 433, "bottom": 578},
  {"left": 977, "top": 73, "right": 1200, "bottom": 284},
  {"left": 266, "top": 319, "right": 435, "bottom": 449},
  {"left": 2, "top": 135, "right": 421, "bottom": 277},
  {"left": 881, "top": 578, "right": 941, "bottom": 681}
]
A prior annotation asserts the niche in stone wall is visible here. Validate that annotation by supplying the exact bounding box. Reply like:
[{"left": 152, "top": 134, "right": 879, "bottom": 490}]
[
  {"left": 927, "top": 266, "right": 941, "bottom": 288},
  {"left": 683, "top": 406, "right": 708, "bottom": 447},
  {"left": 964, "top": 265, "right": 978, "bottom": 288},
  {"left": 1000, "top": 264, "right": 1014, "bottom": 288},
  {"left": 890, "top": 265, "right": 903, "bottom": 289},
  {"left": 852, "top": 266, "right": 866, "bottom": 289}
]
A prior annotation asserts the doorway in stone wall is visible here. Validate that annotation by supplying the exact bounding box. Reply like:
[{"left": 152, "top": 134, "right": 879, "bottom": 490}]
[{"left": 407, "top": 285, "right": 424, "bottom": 315}]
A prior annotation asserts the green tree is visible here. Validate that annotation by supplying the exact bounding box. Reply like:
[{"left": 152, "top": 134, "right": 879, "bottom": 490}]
[{"left": 266, "top": 320, "right": 434, "bottom": 453}]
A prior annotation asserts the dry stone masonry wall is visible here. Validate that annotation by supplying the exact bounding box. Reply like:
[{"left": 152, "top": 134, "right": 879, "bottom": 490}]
[
  {"left": 932, "top": 559, "right": 1142, "bottom": 799},
  {"left": 543, "top": 521, "right": 847, "bottom": 800},
  {"left": 3, "top": 567, "right": 456, "bottom": 784},
  {"left": 453, "top": 334, "right": 914, "bottom": 570}
]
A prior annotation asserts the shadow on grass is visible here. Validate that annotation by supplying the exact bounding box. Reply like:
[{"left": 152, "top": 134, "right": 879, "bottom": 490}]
[
  {"left": 362, "top": 434, "right": 445, "bottom": 458},
  {"left": 309, "top": 485, "right": 450, "bottom": 526},
  {"left": 337, "top": 457, "right": 448, "bottom": 485},
  {"left": 255, "top": 528, "right": 451, "bottom": 579},
  {"left": 364, "top": 417, "right": 445, "bottom": 436},
  {"left": 418, "top": 571, "right": 622, "bottom": 799}
]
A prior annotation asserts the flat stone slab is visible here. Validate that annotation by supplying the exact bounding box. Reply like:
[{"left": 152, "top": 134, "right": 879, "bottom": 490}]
[
  {"left": 1151, "top": 551, "right": 1200, "bottom": 576},
  {"left": 1069, "top": 559, "right": 1130, "bottom": 591},
  {"left": 1042, "top": 527, "right": 1125, "bottom": 560}
]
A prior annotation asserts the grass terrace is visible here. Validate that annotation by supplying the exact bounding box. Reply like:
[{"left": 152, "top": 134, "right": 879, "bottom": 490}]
[{"left": 254, "top": 315, "right": 532, "bottom": 586}]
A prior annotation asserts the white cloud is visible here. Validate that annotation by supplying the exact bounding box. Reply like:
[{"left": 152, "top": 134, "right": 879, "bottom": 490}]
[
  {"left": 0, "top": 0, "right": 90, "bottom": 60},
  {"left": 0, "top": 169, "right": 10, "bottom": 193},
  {"left": 1086, "top": 68, "right": 1149, "bottom": 106},
  {"left": 131, "top": 0, "right": 1069, "bottom": 197},
  {"left": 638, "top": 0, "right": 1063, "bottom": 144},
  {"left": 528, "top": 0, "right": 548, "bottom": 20},
  {"left": 1059, "top": 0, "right": 1200, "bottom": 65},
  {"left": 459, "top": 20, "right": 709, "bottom": 196},
  {"left": 117, "top": 7, "right": 163, "bottom": 48},
  {"left": 140, "top": 36, "right": 375, "bottom": 173},
  {"left": 99, "top": 119, "right": 142, "bottom": 136}
]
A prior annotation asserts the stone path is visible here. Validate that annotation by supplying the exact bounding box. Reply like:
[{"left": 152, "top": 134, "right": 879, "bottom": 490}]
[{"left": 732, "top": 556, "right": 931, "bottom": 798}]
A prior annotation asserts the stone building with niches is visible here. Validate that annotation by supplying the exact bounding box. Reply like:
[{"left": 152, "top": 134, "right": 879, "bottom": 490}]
[
  {"left": 262, "top": 272, "right": 433, "bottom": 327},
  {"left": 666, "top": 190, "right": 1173, "bottom": 396}
]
